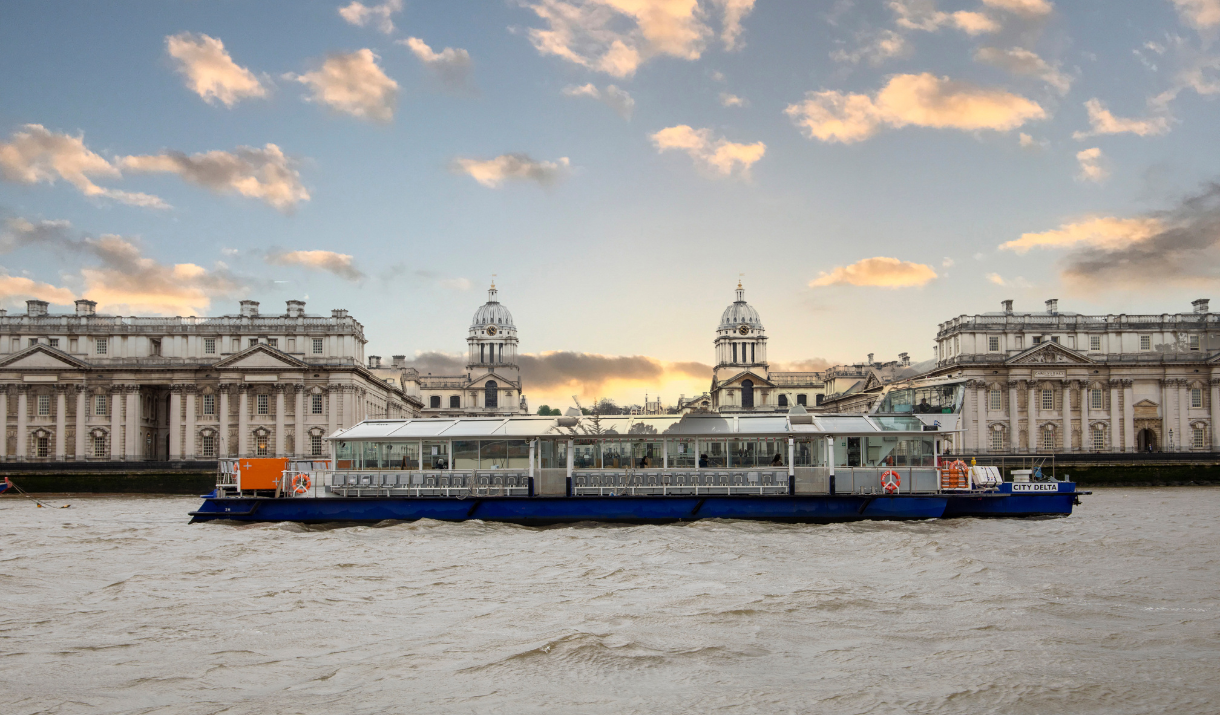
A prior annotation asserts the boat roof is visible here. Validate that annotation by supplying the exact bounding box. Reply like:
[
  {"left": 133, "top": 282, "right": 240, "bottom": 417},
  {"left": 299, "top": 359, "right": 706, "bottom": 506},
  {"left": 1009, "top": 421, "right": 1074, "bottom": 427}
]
[{"left": 331, "top": 412, "right": 960, "bottom": 441}]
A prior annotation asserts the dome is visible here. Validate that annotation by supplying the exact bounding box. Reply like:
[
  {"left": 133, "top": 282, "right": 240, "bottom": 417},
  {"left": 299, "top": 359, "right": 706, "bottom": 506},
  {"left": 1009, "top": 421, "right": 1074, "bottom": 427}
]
[
  {"left": 719, "top": 284, "right": 763, "bottom": 330},
  {"left": 471, "top": 285, "right": 515, "bottom": 328}
]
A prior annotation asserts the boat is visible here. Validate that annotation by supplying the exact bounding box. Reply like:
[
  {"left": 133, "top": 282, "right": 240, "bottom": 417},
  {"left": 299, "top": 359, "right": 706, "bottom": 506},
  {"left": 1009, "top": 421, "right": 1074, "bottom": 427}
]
[
  {"left": 188, "top": 411, "right": 1084, "bottom": 524},
  {"left": 0, "top": 477, "right": 10, "bottom": 495}
]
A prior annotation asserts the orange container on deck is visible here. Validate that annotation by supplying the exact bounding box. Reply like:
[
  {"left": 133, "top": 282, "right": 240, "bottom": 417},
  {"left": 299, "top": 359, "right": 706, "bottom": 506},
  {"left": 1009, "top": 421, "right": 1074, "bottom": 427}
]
[{"left": 235, "top": 458, "right": 289, "bottom": 490}]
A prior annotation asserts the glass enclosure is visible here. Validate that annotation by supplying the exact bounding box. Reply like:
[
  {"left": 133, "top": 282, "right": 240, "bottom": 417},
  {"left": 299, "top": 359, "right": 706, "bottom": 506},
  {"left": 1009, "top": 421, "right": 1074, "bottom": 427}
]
[{"left": 875, "top": 383, "right": 964, "bottom": 414}]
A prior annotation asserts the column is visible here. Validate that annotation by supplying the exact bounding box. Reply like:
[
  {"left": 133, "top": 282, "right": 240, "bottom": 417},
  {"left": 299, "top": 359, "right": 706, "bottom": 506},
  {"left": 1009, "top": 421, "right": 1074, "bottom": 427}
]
[
  {"left": 111, "top": 386, "right": 123, "bottom": 459},
  {"left": 1027, "top": 380, "right": 1039, "bottom": 451},
  {"left": 327, "top": 386, "right": 338, "bottom": 436},
  {"left": 1160, "top": 379, "right": 1172, "bottom": 451},
  {"left": 1007, "top": 380, "right": 1019, "bottom": 453},
  {"left": 1109, "top": 380, "right": 1120, "bottom": 452},
  {"left": 0, "top": 386, "right": 8, "bottom": 459},
  {"left": 54, "top": 387, "right": 67, "bottom": 460},
  {"left": 294, "top": 385, "right": 305, "bottom": 457},
  {"left": 238, "top": 385, "right": 249, "bottom": 457},
  {"left": 1177, "top": 379, "right": 1188, "bottom": 452},
  {"left": 975, "top": 381, "right": 986, "bottom": 452},
  {"left": 74, "top": 386, "right": 86, "bottom": 460},
  {"left": 343, "top": 387, "right": 354, "bottom": 430},
  {"left": 1080, "top": 380, "right": 1090, "bottom": 451},
  {"left": 274, "top": 384, "right": 286, "bottom": 457},
  {"left": 218, "top": 385, "right": 231, "bottom": 457},
  {"left": 1211, "top": 378, "right": 1220, "bottom": 449},
  {"left": 169, "top": 386, "right": 182, "bottom": 461},
  {"left": 125, "top": 387, "right": 141, "bottom": 459},
  {"left": 16, "top": 386, "right": 29, "bottom": 458},
  {"left": 1123, "top": 380, "right": 1135, "bottom": 452},
  {"left": 1060, "top": 380, "right": 1071, "bottom": 453},
  {"left": 185, "top": 387, "right": 197, "bottom": 460}
]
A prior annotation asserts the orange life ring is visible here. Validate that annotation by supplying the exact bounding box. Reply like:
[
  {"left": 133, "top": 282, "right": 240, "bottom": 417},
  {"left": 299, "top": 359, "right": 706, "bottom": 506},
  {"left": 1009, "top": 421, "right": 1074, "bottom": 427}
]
[
  {"left": 940, "top": 459, "right": 970, "bottom": 489},
  {"left": 881, "top": 470, "right": 901, "bottom": 494},
  {"left": 292, "top": 473, "right": 311, "bottom": 495}
]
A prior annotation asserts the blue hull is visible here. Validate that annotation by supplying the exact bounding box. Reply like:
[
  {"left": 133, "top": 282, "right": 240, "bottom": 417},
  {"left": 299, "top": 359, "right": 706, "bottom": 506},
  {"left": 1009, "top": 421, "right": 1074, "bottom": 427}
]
[{"left": 188, "top": 486, "right": 1079, "bottom": 524}]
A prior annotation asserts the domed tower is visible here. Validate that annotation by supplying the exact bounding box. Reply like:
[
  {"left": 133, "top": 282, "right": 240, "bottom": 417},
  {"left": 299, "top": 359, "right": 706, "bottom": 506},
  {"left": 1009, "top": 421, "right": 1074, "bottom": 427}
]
[
  {"left": 714, "top": 282, "right": 769, "bottom": 384},
  {"left": 468, "top": 283, "right": 518, "bottom": 372}
]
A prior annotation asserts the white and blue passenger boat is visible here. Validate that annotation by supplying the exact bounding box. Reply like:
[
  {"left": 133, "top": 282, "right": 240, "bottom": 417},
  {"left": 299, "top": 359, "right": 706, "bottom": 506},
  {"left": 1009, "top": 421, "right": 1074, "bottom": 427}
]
[{"left": 189, "top": 410, "right": 1083, "bottom": 524}]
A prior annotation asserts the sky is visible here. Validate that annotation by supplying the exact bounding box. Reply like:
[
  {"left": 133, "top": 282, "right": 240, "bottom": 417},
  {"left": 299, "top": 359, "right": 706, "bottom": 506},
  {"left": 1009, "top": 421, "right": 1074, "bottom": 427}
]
[{"left": 2, "top": 0, "right": 1220, "bottom": 411}]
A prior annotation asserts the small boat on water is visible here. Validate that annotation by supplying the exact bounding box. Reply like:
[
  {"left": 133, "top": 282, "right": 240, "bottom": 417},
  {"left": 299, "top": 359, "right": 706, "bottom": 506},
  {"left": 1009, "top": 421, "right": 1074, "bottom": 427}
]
[
  {"left": 189, "top": 412, "right": 1084, "bottom": 524},
  {"left": 0, "top": 477, "right": 11, "bottom": 495}
]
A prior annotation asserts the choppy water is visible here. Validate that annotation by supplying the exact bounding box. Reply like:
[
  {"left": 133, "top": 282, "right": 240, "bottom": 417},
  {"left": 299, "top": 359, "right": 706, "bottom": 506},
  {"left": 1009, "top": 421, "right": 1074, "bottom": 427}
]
[{"left": 1, "top": 490, "right": 1218, "bottom": 714}]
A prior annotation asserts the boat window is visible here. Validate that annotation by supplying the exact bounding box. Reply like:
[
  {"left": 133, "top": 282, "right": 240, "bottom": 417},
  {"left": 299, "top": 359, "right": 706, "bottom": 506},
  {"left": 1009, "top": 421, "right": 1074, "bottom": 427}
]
[
  {"left": 383, "top": 441, "right": 419, "bottom": 470},
  {"left": 601, "top": 441, "right": 628, "bottom": 469},
  {"left": 703, "top": 439, "right": 727, "bottom": 467},
  {"left": 877, "top": 384, "right": 962, "bottom": 414},
  {"left": 361, "top": 441, "right": 382, "bottom": 469},
  {"left": 668, "top": 438, "right": 695, "bottom": 468},
  {"left": 453, "top": 440, "right": 478, "bottom": 469},
  {"left": 573, "top": 440, "right": 600, "bottom": 468},
  {"left": 731, "top": 440, "right": 757, "bottom": 467},
  {"left": 336, "top": 441, "right": 356, "bottom": 469},
  {"left": 631, "top": 440, "right": 662, "bottom": 467},
  {"left": 423, "top": 441, "right": 449, "bottom": 469}
]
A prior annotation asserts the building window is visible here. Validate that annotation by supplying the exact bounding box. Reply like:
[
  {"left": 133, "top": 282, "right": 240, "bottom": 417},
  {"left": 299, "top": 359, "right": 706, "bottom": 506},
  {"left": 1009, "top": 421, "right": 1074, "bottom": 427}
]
[
  {"left": 311, "top": 394, "right": 323, "bottom": 414},
  {"left": 150, "top": 338, "right": 161, "bottom": 357},
  {"left": 249, "top": 338, "right": 259, "bottom": 348},
  {"left": 1041, "top": 389, "right": 1053, "bottom": 411},
  {"left": 1033, "top": 336, "right": 1042, "bottom": 345},
  {"left": 430, "top": 395, "right": 441, "bottom": 408},
  {"left": 1090, "top": 335, "right": 1101, "bottom": 351},
  {"left": 256, "top": 435, "right": 268, "bottom": 456},
  {"left": 1092, "top": 426, "right": 1105, "bottom": 451},
  {"left": 988, "top": 389, "right": 1002, "bottom": 411},
  {"left": 797, "top": 394, "right": 807, "bottom": 406},
  {"left": 202, "top": 434, "right": 215, "bottom": 457},
  {"left": 1191, "top": 387, "right": 1203, "bottom": 409},
  {"left": 268, "top": 338, "right": 278, "bottom": 348},
  {"left": 1140, "top": 335, "right": 1151, "bottom": 351},
  {"left": 95, "top": 394, "right": 107, "bottom": 416},
  {"left": 778, "top": 394, "right": 789, "bottom": 407},
  {"left": 203, "top": 394, "right": 215, "bottom": 415},
  {"left": 311, "top": 434, "right": 322, "bottom": 456},
  {"left": 312, "top": 338, "right": 324, "bottom": 354},
  {"left": 1051, "top": 336, "right": 1060, "bottom": 344},
  {"left": 36, "top": 436, "right": 49, "bottom": 457},
  {"left": 29, "top": 338, "right": 40, "bottom": 347},
  {"left": 96, "top": 338, "right": 108, "bottom": 355},
  {"left": 49, "top": 338, "right": 59, "bottom": 348},
  {"left": 204, "top": 338, "right": 216, "bottom": 354},
  {"left": 1190, "top": 335, "right": 1200, "bottom": 350},
  {"left": 1193, "top": 426, "right": 1205, "bottom": 449},
  {"left": 256, "top": 394, "right": 269, "bottom": 415},
  {"left": 37, "top": 394, "right": 51, "bottom": 416},
  {"left": 990, "top": 429, "right": 1004, "bottom": 452},
  {"left": 988, "top": 336, "right": 1000, "bottom": 351},
  {"left": 450, "top": 395, "right": 460, "bottom": 408},
  {"left": 1090, "top": 388, "right": 1103, "bottom": 410},
  {"left": 1040, "top": 425, "right": 1055, "bottom": 451},
  {"left": 485, "top": 380, "right": 499, "bottom": 409},
  {"left": 94, "top": 434, "right": 107, "bottom": 458}
]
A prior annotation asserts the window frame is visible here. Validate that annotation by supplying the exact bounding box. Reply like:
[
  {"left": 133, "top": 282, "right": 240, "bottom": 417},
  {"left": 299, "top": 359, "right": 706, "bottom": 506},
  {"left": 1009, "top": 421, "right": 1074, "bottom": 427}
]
[
  {"left": 202, "top": 394, "right": 215, "bottom": 416},
  {"left": 989, "top": 429, "right": 1004, "bottom": 452},
  {"left": 311, "top": 434, "right": 323, "bottom": 456},
  {"left": 94, "top": 434, "right": 107, "bottom": 458},
  {"left": 256, "top": 394, "right": 269, "bottom": 415},
  {"left": 256, "top": 435, "right": 268, "bottom": 456},
  {"left": 311, "top": 394, "right": 324, "bottom": 414},
  {"left": 204, "top": 337, "right": 216, "bottom": 354},
  {"left": 1089, "top": 335, "right": 1101, "bottom": 351},
  {"left": 987, "top": 336, "right": 1000, "bottom": 352},
  {"left": 312, "top": 338, "right": 324, "bottom": 355},
  {"left": 202, "top": 434, "right": 216, "bottom": 458},
  {"left": 95, "top": 337, "right": 108, "bottom": 355},
  {"left": 1139, "top": 335, "right": 1151, "bottom": 351},
  {"left": 1041, "top": 389, "right": 1054, "bottom": 411},
  {"left": 1092, "top": 426, "right": 1105, "bottom": 451},
  {"left": 37, "top": 394, "right": 51, "bottom": 416},
  {"left": 95, "top": 394, "right": 107, "bottom": 416},
  {"left": 1090, "top": 388, "right": 1103, "bottom": 410},
  {"left": 1040, "top": 425, "right": 1056, "bottom": 451},
  {"left": 1192, "top": 426, "right": 1205, "bottom": 449},
  {"left": 1191, "top": 387, "right": 1203, "bottom": 409},
  {"left": 988, "top": 389, "right": 1002, "bottom": 411}
]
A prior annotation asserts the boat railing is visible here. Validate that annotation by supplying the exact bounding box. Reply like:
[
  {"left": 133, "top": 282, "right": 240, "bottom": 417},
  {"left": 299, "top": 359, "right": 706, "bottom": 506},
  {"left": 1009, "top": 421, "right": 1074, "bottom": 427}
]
[
  {"left": 325, "top": 469, "right": 532, "bottom": 497},
  {"left": 571, "top": 469, "right": 789, "bottom": 496}
]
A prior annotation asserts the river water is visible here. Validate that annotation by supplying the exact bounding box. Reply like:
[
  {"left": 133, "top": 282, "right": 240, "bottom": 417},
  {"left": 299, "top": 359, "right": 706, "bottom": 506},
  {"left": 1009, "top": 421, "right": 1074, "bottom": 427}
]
[{"left": 1, "top": 489, "right": 1217, "bottom": 714}]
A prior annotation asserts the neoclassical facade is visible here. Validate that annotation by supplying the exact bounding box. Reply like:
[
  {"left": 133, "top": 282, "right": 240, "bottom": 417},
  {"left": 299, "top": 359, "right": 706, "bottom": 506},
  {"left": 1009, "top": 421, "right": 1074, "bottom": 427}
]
[
  {"left": 0, "top": 299, "right": 420, "bottom": 462},
  {"left": 396, "top": 284, "right": 529, "bottom": 417},
  {"left": 933, "top": 298, "right": 1219, "bottom": 453},
  {"left": 709, "top": 284, "right": 826, "bottom": 412}
]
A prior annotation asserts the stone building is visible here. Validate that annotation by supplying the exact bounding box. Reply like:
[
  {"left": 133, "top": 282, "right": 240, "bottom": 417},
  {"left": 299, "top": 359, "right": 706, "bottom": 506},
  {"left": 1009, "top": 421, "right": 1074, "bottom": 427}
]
[
  {"left": 932, "top": 298, "right": 1220, "bottom": 453},
  {"left": 709, "top": 283, "right": 827, "bottom": 412},
  {"left": 0, "top": 299, "right": 420, "bottom": 462}
]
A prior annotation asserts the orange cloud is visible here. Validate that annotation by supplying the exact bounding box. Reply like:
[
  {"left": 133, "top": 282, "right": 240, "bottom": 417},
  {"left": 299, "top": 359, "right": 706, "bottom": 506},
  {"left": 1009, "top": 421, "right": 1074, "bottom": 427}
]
[
  {"left": 0, "top": 274, "right": 75, "bottom": 306},
  {"left": 1000, "top": 216, "right": 1164, "bottom": 253},
  {"left": 810, "top": 257, "right": 938, "bottom": 288},
  {"left": 650, "top": 125, "right": 765, "bottom": 177},
  {"left": 165, "top": 33, "right": 266, "bottom": 107}
]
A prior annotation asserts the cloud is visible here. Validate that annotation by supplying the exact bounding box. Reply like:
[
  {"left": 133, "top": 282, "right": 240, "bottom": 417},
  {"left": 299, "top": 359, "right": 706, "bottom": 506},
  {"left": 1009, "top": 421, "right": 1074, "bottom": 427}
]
[
  {"left": 119, "top": 144, "right": 309, "bottom": 211},
  {"left": 981, "top": 0, "right": 1053, "bottom": 18},
  {"left": 0, "top": 124, "right": 166, "bottom": 208},
  {"left": 975, "top": 47, "right": 1071, "bottom": 94},
  {"left": 772, "top": 358, "right": 834, "bottom": 372},
  {"left": 890, "top": 1, "right": 1000, "bottom": 35},
  {"left": 400, "top": 37, "right": 474, "bottom": 90},
  {"left": 810, "top": 256, "right": 938, "bottom": 288},
  {"left": 0, "top": 274, "right": 76, "bottom": 306},
  {"left": 650, "top": 125, "right": 765, "bottom": 177},
  {"left": 519, "top": 0, "right": 756, "bottom": 78},
  {"left": 452, "top": 153, "right": 571, "bottom": 188},
  {"left": 288, "top": 49, "right": 398, "bottom": 122},
  {"left": 165, "top": 33, "right": 266, "bottom": 107},
  {"left": 440, "top": 277, "right": 472, "bottom": 290},
  {"left": 719, "top": 92, "right": 747, "bottom": 107},
  {"left": 785, "top": 73, "right": 1045, "bottom": 143},
  {"left": 1000, "top": 215, "right": 1164, "bottom": 253},
  {"left": 1071, "top": 98, "right": 1171, "bottom": 139},
  {"left": 1018, "top": 132, "right": 1048, "bottom": 149},
  {"left": 265, "top": 249, "right": 363, "bottom": 280},
  {"left": 830, "top": 29, "right": 908, "bottom": 65},
  {"left": 986, "top": 272, "right": 1006, "bottom": 285},
  {"left": 1075, "top": 147, "right": 1108, "bottom": 183},
  {"left": 562, "top": 83, "right": 635, "bottom": 119},
  {"left": 941, "top": 256, "right": 955, "bottom": 268},
  {"left": 0, "top": 217, "right": 247, "bottom": 315},
  {"left": 338, "top": 0, "right": 402, "bottom": 34},
  {"left": 1170, "top": 0, "right": 1220, "bottom": 29},
  {"left": 985, "top": 273, "right": 1031, "bottom": 288}
]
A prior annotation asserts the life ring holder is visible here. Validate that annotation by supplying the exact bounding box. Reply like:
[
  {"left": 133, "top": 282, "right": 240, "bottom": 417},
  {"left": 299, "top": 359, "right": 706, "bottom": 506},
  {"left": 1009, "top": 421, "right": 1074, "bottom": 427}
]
[
  {"left": 292, "top": 473, "right": 311, "bottom": 495},
  {"left": 880, "top": 470, "right": 901, "bottom": 494}
]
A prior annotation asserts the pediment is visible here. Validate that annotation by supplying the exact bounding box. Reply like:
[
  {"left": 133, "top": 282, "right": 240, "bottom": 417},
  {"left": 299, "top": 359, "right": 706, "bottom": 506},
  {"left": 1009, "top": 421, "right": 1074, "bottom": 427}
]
[
  {"left": 721, "top": 371, "right": 774, "bottom": 388},
  {"left": 470, "top": 371, "right": 518, "bottom": 387},
  {"left": 1006, "top": 341, "right": 1094, "bottom": 366},
  {"left": 0, "top": 345, "right": 89, "bottom": 370},
  {"left": 212, "top": 344, "right": 307, "bottom": 369}
]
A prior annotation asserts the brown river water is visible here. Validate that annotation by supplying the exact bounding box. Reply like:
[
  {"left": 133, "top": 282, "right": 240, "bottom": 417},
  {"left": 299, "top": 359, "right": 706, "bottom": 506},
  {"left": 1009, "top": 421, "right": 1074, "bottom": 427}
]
[{"left": 1, "top": 489, "right": 1218, "bottom": 714}]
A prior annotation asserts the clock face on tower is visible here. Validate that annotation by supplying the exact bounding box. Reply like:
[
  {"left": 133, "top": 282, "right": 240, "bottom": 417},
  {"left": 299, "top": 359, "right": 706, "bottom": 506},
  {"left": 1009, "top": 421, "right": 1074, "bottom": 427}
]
[
  {"left": 738, "top": 324, "right": 750, "bottom": 335},
  {"left": 486, "top": 326, "right": 498, "bottom": 336}
]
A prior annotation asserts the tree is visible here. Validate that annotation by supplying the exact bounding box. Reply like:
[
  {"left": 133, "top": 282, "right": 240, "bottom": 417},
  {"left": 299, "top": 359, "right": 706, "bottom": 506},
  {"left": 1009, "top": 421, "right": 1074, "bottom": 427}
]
[{"left": 537, "top": 405, "right": 561, "bottom": 416}]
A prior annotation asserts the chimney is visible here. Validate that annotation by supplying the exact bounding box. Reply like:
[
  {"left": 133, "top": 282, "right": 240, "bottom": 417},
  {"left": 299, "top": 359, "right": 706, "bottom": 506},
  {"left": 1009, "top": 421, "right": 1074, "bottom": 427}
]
[
  {"left": 239, "top": 300, "right": 259, "bottom": 318},
  {"left": 26, "top": 300, "right": 49, "bottom": 317},
  {"left": 74, "top": 299, "right": 97, "bottom": 317},
  {"left": 1045, "top": 298, "right": 1058, "bottom": 314},
  {"left": 1002, "top": 299, "right": 1013, "bottom": 314},
  {"left": 369, "top": 355, "right": 381, "bottom": 369},
  {"left": 391, "top": 355, "right": 406, "bottom": 368},
  {"left": 331, "top": 308, "right": 349, "bottom": 319},
  {"left": 899, "top": 352, "right": 910, "bottom": 366},
  {"left": 867, "top": 352, "right": 875, "bottom": 364},
  {"left": 1192, "top": 298, "right": 1210, "bottom": 314},
  {"left": 286, "top": 299, "right": 305, "bottom": 318}
]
